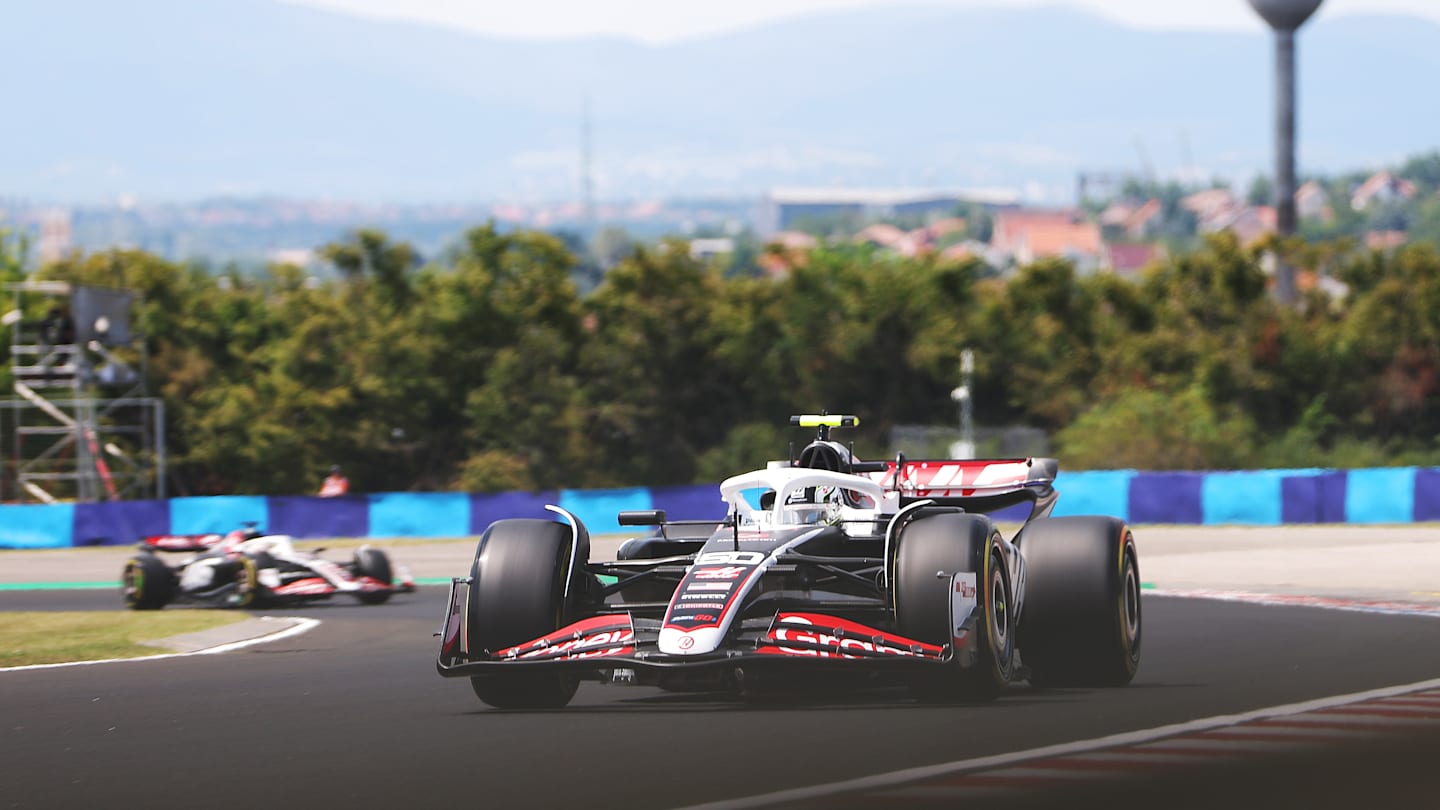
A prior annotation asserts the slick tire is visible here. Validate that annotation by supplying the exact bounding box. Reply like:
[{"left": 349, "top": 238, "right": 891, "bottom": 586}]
[
  {"left": 352, "top": 546, "right": 394, "bottom": 605},
  {"left": 894, "top": 513, "right": 1015, "bottom": 702},
  {"left": 122, "top": 553, "right": 177, "bottom": 610},
  {"left": 466, "top": 519, "right": 585, "bottom": 710},
  {"left": 1017, "top": 516, "right": 1141, "bottom": 688}
]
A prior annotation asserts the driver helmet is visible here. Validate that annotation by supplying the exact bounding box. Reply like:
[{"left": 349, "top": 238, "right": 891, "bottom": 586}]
[
  {"left": 796, "top": 440, "right": 851, "bottom": 472},
  {"left": 786, "top": 484, "right": 844, "bottom": 525}
]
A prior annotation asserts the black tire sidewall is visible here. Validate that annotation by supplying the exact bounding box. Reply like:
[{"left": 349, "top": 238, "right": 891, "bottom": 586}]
[
  {"left": 467, "top": 520, "right": 577, "bottom": 654},
  {"left": 465, "top": 519, "right": 583, "bottom": 710},
  {"left": 123, "top": 554, "right": 175, "bottom": 610},
  {"left": 894, "top": 512, "right": 1013, "bottom": 698},
  {"left": 1018, "top": 516, "right": 1141, "bottom": 687}
]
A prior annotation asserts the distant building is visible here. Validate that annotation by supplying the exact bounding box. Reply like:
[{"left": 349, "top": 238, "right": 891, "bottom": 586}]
[
  {"left": 758, "top": 231, "right": 819, "bottom": 278},
  {"left": 1216, "top": 205, "right": 1277, "bottom": 246},
  {"left": 1350, "top": 170, "right": 1417, "bottom": 210},
  {"left": 766, "top": 231, "right": 818, "bottom": 251},
  {"left": 1099, "top": 199, "right": 1162, "bottom": 240},
  {"left": 1365, "top": 230, "right": 1408, "bottom": 251},
  {"left": 991, "top": 209, "right": 1103, "bottom": 272},
  {"left": 853, "top": 223, "right": 907, "bottom": 249},
  {"left": 36, "top": 209, "right": 72, "bottom": 265},
  {"left": 1295, "top": 180, "right": 1333, "bottom": 221},
  {"left": 758, "top": 187, "right": 1018, "bottom": 236},
  {"left": 268, "top": 248, "right": 316, "bottom": 267},
  {"left": 1104, "top": 242, "right": 1162, "bottom": 277},
  {"left": 688, "top": 237, "right": 735, "bottom": 260},
  {"left": 1181, "top": 188, "right": 1240, "bottom": 225}
]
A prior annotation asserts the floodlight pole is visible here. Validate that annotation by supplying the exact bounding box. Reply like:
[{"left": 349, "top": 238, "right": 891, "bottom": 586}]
[
  {"left": 1249, "top": 0, "right": 1324, "bottom": 304},
  {"left": 1275, "top": 27, "right": 1297, "bottom": 231},
  {"left": 950, "top": 349, "right": 975, "bottom": 459}
]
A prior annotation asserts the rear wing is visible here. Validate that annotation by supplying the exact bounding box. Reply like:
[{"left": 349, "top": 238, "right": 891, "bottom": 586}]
[
  {"left": 139, "top": 533, "right": 224, "bottom": 552},
  {"left": 867, "top": 456, "right": 1059, "bottom": 519},
  {"left": 783, "top": 415, "right": 1057, "bottom": 520}
]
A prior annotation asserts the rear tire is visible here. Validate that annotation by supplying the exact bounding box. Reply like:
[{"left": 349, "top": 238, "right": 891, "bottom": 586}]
[
  {"left": 352, "top": 547, "right": 394, "bottom": 605},
  {"left": 122, "top": 553, "right": 176, "bottom": 610},
  {"left": 466, "top": 519, "right": 585, "bottom": 709},
  {"left": 1017, "top": 516, "right": 1141, "bottom": 687},
  {"left": 894, "top": 513, "right": 1014, "bottom": 702}
]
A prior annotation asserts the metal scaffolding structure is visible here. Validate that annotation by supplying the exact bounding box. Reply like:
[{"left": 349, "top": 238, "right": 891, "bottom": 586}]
[{"left": 4, "top": 281, "right": 165, "bottom": 503}]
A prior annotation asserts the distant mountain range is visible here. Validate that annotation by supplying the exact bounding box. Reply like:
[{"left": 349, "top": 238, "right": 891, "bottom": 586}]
[{"left": 4, "top": 0, "right": 1439, "bottom": 204}]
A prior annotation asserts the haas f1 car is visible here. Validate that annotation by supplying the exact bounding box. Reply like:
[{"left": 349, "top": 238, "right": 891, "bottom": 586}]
[
  {"left": 122, "top": 525, "right": 415, "bottom": 609},
  {"left": 437, "top": 415, "right": 1141, "bottom": 709}
]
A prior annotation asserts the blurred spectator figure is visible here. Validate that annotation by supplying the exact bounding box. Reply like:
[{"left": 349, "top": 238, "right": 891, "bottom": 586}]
[
  {"left": 40, "top": 306, "right": 75, "bottom": 346},
  {"left": 319, "top": 465, "right": 349, "bottom": 497}
]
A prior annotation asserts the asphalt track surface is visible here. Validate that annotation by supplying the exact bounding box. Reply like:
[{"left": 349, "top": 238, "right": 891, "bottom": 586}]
[{"left": 4, "top": 585, "right": 1440, "bottom": 809}]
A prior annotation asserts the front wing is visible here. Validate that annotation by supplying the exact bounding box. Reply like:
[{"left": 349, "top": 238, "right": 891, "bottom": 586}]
[{"left": 436, "top": 574, "right": 980, "bottom": 677}]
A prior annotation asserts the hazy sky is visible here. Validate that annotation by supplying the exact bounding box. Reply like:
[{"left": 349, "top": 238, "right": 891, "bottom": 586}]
[{"left": 285, "top": 0, "right": 1440, "bottom": 43}]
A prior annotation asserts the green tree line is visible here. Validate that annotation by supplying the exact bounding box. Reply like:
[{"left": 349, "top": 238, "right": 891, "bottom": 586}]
[{"left": 11, "top": 225, "right": 1440, "bottom": 495}]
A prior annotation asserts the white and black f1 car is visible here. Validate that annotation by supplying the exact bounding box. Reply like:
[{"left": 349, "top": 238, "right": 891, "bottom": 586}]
[
  {"left": 122, "top": 525, "right": 416, "bottom": 609},
  {"left": 437, "top": 414, "right": 1141, "bottom": 709}
]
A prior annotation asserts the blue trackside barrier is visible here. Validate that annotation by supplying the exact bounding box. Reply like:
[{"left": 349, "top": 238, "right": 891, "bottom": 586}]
[
  {"left": 1051, "top": 470, "right": 1134, "bottom": 520},
  {"left": 1128, "top": 472, "right": 1204, "bottom": 525},
  {"left": 1281, "top": 471, "right": 1348, "bottom": 524},
  {"left": 558, "top": 487, "right": 652, "bottom": 535},
  {"left": 468, "top": 490, "right": 559, "bottom": 534},
  {"left": 171, "top": 495, "right": 269, "bottom": 535},
  {"left": 1345, "top": 467, "right": 1417, "bottom": 525},
  {"left": 1416, "top": 469, "right": 1440, "bottom": 522},
  {"left": 72, "top": 499, "right": 169, "bottom": 546},
  {"left": 269, "top": 494, "right": 369, "bottom": 540},
  {"left": 1200, "top": 470, "right": 1287, "bottom": 526},
  {"left": 368, "top": 492, "right": 470, "bottom": 539},
  {"left": 3, "top": 467, "right": 1440, "bottom": 548},
  {"left": 0, "top": 502, "right": 76, "bottom": 549}
]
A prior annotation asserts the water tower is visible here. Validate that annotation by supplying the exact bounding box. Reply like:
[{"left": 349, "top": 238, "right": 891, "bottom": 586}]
[{"left": 1248, "top": 0, "right": 1324, "bottom": 303}]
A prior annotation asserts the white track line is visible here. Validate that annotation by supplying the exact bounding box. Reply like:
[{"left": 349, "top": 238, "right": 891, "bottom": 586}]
[
  {"left": 680, "top": 674, "right": 1440, "bottom": 809},
  {"left": 0, "top": 616, "right": 320, "bottom": 672}
]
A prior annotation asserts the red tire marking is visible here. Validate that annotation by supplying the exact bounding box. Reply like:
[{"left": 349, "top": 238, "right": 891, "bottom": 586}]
[{"left": 1193, "top": 729, "right": 1338, "bottom": 743}]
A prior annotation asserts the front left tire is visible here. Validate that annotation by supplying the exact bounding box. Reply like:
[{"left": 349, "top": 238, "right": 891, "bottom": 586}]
[
  {"left": 893, "top": 512, "right": 1015, "bottom": 702},
  {"left": 465, "top": 519, "right": 586, "bottom": 709}
]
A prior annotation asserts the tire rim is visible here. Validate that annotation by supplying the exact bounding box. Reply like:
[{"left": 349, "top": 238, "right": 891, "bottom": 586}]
[
  {"left": 990, "top": 562, "right": 1010, "bottom": 652},
  {"left": 123, "top": 564, "right": 139, "bottom": 602},
  {"left": 236, "top": 558, "right": 257, "bottom": 606},
  {"left": 1121, "top": 553, "right": 1140, "bottom": 646}
]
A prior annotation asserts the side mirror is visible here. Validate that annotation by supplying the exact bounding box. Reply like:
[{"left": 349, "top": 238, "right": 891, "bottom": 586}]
[{"left": 618, "top": 509, "right": 667, "bottom": 527}]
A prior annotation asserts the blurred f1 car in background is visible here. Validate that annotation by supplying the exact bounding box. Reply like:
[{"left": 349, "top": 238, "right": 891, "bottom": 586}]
[
  {"left": 122, "top": 524, "right": 415, "bottom": 609},
  {"left": 437, "top": 413, "right": 1142, "bottom": 709}
]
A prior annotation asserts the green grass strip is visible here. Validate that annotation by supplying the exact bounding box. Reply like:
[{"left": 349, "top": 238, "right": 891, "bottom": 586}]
[{"left": 0, "top": 610, "right": 249, "bottom": 667}]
